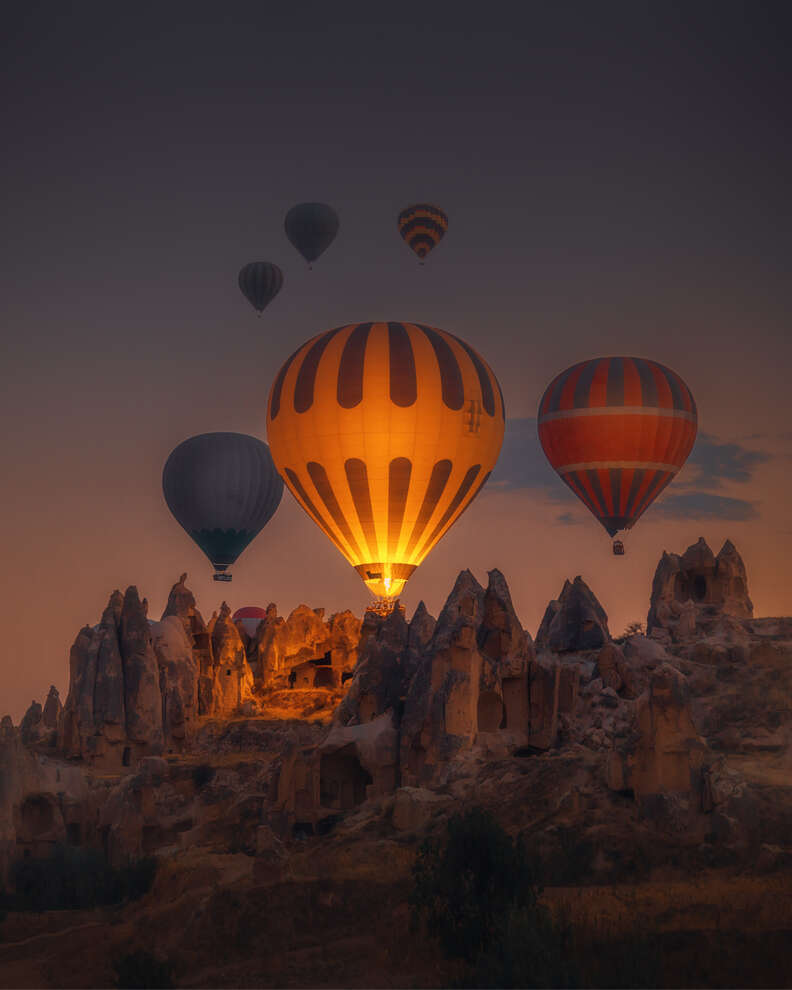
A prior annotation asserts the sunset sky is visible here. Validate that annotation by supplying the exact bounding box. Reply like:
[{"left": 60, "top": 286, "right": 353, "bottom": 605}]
[{"left": 2, "top": 3, "right": 790, "bottom": 721}]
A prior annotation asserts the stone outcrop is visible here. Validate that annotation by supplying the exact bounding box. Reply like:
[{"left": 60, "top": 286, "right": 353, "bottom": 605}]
[
  {"left": 608, "top": 664, "right": 707, "bottom": 806},
  {"left": 647, "top": 538, "right": 753, "bottom": 641},
  {"left": 0, "top": 717, "right": 90, "bottom": 881},
  {"left": 58, "top": 577, "right": 257, "bottom": 767},
  {"left": 149, "top": 616, "right": 198, "bottom": 748},
  {"left": 399, "top": 569, "right": 539, "bottom": 783},
  {"left": 120, "top": 587, "right": 164, "bottom": 755},
  {"left": 253, "top": 604, "right": 361, "bottom": 689},
  {"left": 535, "top": 576, "right": 610, "bottom": 652},
  {"left": 208, "top": 603, "right": 255, "bottom": 715}
]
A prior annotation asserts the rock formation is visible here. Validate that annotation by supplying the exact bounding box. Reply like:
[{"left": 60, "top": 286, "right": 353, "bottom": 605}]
[
  {"left": 2, "top": 537, "right": 791, "bottom": 989},
  {"left": 535, "top": 576, "right": 610, "bottom": 652},
  {"left": 608, "top": 664, "right": 707, "bottom": 808},
  {"left": 647, "top": 537, "right": 753, "bottom": 642},
  {"left": 208, "top": 603, "right": 255, "bottom": 715},
  {"left": 253, "top": 604, "right": 361, "bottom": 689}
]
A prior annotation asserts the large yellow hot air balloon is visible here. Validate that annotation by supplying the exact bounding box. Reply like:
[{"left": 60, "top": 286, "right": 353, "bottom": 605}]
[{"left": 267, "top": 322, "right": 504, "bottom": 601}]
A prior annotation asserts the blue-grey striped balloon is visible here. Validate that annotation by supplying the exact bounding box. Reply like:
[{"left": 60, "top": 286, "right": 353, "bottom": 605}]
[
  {"left": 238, "top": 262, "right": 283, "bottom": 314},
  {"left": 162, "top": 433, "right": 284, "bottom": 581},
  {"left": 284, "top": 203, "right": 339, "bottom": 264}
]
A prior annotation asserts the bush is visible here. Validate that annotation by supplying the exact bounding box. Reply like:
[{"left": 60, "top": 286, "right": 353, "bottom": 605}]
[
  {"left": 463, "top": 906, "right": 579, "bottom": 988},
  {"left": 192, "top": 763, "right": 215, "bottom": 789},
  {"left": 113, "top": 950, "right": 174, "bottom": 989},
  {"left": 3, "top": 845, "right": 156, "bottom": 912},
  {"left": 616, "top": 620, "right": 644, "bottom": 642},
  {"left": 410, "top": 807, "right": 541, "bottom": 963}
]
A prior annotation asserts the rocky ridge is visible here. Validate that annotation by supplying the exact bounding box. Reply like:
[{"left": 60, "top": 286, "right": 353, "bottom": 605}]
[{"left": 2, "top": 537, "right": 792, "bottom": 988}]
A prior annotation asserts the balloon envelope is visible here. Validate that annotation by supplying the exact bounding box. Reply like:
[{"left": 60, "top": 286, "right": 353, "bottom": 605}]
[
  {"left": 284, "top": 202, "right": 339, "bottom": 263},
  {"left": 397, "top": 203, "right": 448, "bottom": 260},
  {"left": 162, "top": 433, "right": 283, "bottom": 578},
  {"left": 538, "top": 357, "right": 697, "bottom": 537},
  {"left": 267, "top": 322, "right": 504, "bottom": 600},
  {"left": 238, "top": 262, "right": 283, "bottom": 313},
  {"left": 233, "top": 605, "right": 269, "bottom": 638}
]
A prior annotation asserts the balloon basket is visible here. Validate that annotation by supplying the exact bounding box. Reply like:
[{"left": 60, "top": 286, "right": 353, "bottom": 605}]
[
  {"left": 365, "top": 598, "right": 405, "bottom": 617},
  {"left": 612, "top": 540, "right": 625, "bottom": 556},
  {"left": 213, "top": 573, "right": 233, "bottom": 582}
]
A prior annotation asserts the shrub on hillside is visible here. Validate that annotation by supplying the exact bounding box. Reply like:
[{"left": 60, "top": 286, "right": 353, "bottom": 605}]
[
  {"left": 410, "top": 806, "right": 542, "bottom": 963},
  {"left": 2, "top": 845, "right": 156, "bottom": 912},
  {"left": 113, "top": 949, "right": 174, "bottom": 989}
]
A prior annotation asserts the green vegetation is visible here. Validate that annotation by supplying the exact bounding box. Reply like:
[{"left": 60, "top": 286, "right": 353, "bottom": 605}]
[
  {"left": 113, "top": 949, "right": 175, "bottom": 989},
  {"left": 1, "top": 845, "right": 156, "bottom": 912}
]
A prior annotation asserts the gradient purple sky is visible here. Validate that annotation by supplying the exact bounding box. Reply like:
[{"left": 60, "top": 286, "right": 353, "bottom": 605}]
[{"left": 2, "top": 3, "right": 790, "bottom": 720}]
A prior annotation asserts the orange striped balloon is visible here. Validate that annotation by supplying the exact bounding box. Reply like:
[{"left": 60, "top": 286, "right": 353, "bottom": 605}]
[
  {"left": 267, "top": 322, "right": 504, "bottom": 600},
  {"left": 397, "top": 204, "right": 448, "bottom": 261},
  {"left": 538, "top": 357, "right": 697, "bottom": 537}
]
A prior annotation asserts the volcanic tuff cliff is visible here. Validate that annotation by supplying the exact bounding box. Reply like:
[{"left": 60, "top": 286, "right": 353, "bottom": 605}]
[{"left": 2, "top": 537, "right": 792, "bottom": 988}]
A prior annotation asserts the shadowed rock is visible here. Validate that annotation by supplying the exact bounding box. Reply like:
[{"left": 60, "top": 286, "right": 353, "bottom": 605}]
[
  {"left": 535, "top": 576, "right": 610, "bottom": 652},
  {"left": 120, "top": 586, "right": 163, "bottom": 751}
]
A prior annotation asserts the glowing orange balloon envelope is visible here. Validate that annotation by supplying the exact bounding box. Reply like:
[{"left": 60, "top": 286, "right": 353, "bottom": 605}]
[
  {"left": 538, "top": 357, "right": 697, "bottom": 538},
  {"left": 267, "top": 322, "right": 505, "bottom": 600}
]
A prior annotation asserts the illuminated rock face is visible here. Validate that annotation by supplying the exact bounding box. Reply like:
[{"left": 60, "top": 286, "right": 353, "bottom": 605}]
[
  {"left": 647, "top": 538, "right": 753, "bottom": 641},
  {"left": 252, "top": 604, "right": 361, "bottom": 688}
]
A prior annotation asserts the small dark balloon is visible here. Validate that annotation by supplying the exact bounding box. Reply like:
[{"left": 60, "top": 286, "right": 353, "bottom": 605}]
[
  {"left": 238, "top": 262, "right": 283, "bottom": 314},
  {"left": 397, "top": 203, "right": 448, "bottom": 261},
  {"left": 284, "top": 202, "right": 340, "bottom": 264},
  {"left": 162, "top": 433, "right": 283, "bottom": 580}
]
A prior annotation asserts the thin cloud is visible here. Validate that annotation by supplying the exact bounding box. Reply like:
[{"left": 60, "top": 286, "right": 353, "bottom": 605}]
[
  {"left": 653, "top": 492, "right": 758, "bottom": 522},
  {"left": 684, "top": 433, "right": 771, "bottom": 489},
  {"left": 555, "top": 511, "right": 580, "bottom": 525},
  {"left": 488, "top": 420, "right": 765, "bottom": 526},
  {"left": 488, "top": 417, "right": 574, "bottom": 503}
]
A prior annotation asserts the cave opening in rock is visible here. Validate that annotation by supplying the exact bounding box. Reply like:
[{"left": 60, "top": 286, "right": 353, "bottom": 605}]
[
  {"left": 314, "top": 667, "right": 335, "bottom": 689},
  {"left": 693, "top": 575, "right": 707, "bottom": 601},
  {"left": 513, "top": 745, "right": 544, "bottom": 758},
  {"left": 66, "top": 822, "right": 81, "bottom": 845},
  {"left": 319, "top": 744, "right": 372, "bottom": 810},
  {"left": 477, "top": 691, "right": 504, "bottom": 733},
  {"left": 19, "top": 794, "right": 55, "bottom": 838},
  {"left": 122, "top": 746, "right": 131, "bottom": 767}
]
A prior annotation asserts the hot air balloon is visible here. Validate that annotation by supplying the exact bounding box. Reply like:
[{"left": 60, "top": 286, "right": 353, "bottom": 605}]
[
  {"left": 266, "top": 322, "right": 504, "bottom": 601},
  {"left": 397, "top": 203, "right": 448, "bottom": 262},
  {"left": 162, "top": 433, "right": 284, "bottom": 581},
  {"left": 537, "top": 357, "right": 697, "bottom": 552},
  {"left": 238, "top": 262, "right": 283, "bottom": 314},
  {"left": 233, "top": 605, "right": 269, "bottom": 638},
  {"left": 284, "top": 202, "right": 339, "bottom": 265}
]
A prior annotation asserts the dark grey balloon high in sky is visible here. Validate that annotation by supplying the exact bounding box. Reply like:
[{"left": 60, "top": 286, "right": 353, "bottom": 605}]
[{"left": 1, "top": 2, "right": 790, "bottom": 720}]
